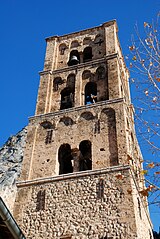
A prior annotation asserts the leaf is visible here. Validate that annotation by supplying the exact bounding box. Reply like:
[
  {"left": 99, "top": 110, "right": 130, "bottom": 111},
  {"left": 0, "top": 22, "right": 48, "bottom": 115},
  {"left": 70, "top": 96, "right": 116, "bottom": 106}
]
[
  {"left": 129, "top": 46, "right": 135, "bottom": 51},
  {"left": 155, "top": 77, "right": 160, "bottom": 82},
  {"left": 132, "top": 56, "right": 137, "bottom": 61},
  {"left": 149, "top": 62, "right": 153, "bottom": 66},
  {"left": 139, "top": 189, "right": 149, "bottom": 197},
  {"left": 144, "top": 90, "right": 149, "bottom": 96},
  {"left": 153, "top": 97, "right": 157, "bottom": 103},
  {"left": 147, "top": 163, "right": 155, "bottom": 168},
  {"left": 155, "top": 172, "right": 160, "bottom": 175},
  {"left": 144, "top": 22, "right": 148, "bottom": 27},
  {"left": 147, "top": 185, "right": 155, "bottom": 191},
  {"left": 140, "top": 170, "right": 148, "bottom": 175}
]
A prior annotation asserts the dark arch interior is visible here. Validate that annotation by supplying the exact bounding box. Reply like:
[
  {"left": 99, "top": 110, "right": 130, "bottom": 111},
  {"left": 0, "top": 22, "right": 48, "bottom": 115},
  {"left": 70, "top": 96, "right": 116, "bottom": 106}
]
[
  {"left": 40, "top": 121, "right": 53, "bottom": 129},
  {"left": 85, "top": 82, "right": 97, "bottom": 105},
  {"left": 60, "top": 87, "right": 74, "bottom": 110},
  {"left": 53, "top": 77, "right": 64, "bottom": 91},
  {"left": 67, "top": 74, "right": 75, "bottom": 90},
  {"left": 83, "top": 47, "right": 92, "bottom": 62},
  {"left": 79, "top": 140, "right": 92, "bottom": 171},
  {"left": 68, "top": 50, "right": 80, "bottom": 66},
  {"left": 58, "top": 144, "right": 73, "bottom": 174}
]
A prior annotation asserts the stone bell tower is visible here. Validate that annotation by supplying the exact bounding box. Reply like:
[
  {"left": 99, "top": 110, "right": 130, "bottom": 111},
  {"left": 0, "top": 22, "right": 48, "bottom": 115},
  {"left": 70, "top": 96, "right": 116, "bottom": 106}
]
[{"left": 13, "top": 20, "right": 153, "bottom": 239}]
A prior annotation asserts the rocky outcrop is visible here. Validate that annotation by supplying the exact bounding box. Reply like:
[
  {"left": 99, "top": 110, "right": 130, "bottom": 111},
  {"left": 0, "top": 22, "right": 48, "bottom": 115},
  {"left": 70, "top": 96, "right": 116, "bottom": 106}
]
[{"left": 0, "top": 127, "right": 27, "bottom": 211}]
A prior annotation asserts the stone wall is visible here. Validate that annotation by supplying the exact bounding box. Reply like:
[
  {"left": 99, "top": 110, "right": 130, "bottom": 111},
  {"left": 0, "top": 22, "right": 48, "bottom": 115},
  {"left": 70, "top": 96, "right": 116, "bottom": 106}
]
[
  {"left": 20, "top": 99, "right": 131, "bottom": 181},
  {"left": 35, "top": 21, "right": 121, "bottom": 116},
  {"left": 14, "top": 166, "right": 153, "bottom": 239}
]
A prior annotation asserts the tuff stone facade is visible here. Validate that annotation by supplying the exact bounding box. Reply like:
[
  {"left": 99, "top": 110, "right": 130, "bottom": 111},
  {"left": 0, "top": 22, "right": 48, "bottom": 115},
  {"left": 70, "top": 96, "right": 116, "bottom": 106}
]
[{"left": 13, "top": 20, "right": 153, "bottom": 238}]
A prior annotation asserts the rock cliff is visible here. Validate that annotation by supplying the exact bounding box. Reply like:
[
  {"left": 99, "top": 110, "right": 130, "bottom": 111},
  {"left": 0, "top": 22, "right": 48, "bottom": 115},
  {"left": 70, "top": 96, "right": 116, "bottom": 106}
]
[{"left": 0, "top": 127, "right": 27, "bottom": 211}]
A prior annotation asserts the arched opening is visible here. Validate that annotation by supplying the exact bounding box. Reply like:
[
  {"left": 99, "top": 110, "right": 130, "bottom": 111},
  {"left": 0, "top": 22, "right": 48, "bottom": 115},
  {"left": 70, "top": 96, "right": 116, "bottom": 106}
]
[
  {"left": 96, "top": 66, "right": 106, "bottom": 80},
  {"left": 68, "top": 50, "right": 80, "bottom": 66},
  {"left": 82, "top": 70, "right": 91, "bottom": 80},
  {"left": 40, "top": 121, "right": 53, "bottom": 129},
  {"left": 59, "top": 116, "right": 74, "bottom": 126},
  {"left": 79, "top": 140, "right": 92, "bottom": 171},
  {"left": 80, "top": 111, "right": 94, "bottom": 120},
  {"left": 67, "top": 74, "right": 75, "bottom": 90},
  {"left": 59, "top": 43, "right": 67, "bottom": 55},
  {"left": 101, "top": 108, "right": 118, "bottom": 166},
  {"left": 60, "top": 87, "right": 74, "bottom": 110},
  {"left": 53, "top": 77, "right": 64, "bottom": 91},
  {"left": 83, "top": 47, "right": 92, "bottom": 62},
  {"left": 85, "top": 82, "right": 97, "bottom": 105},
  {"left": 58, "top": 144, "right": 73, "bottom": 174},
  {"left": 83, "top": 37, "right": 92, "bottom": 45},
  {"left": 71, "top": 40, "right": 79, "bottom": 48}
]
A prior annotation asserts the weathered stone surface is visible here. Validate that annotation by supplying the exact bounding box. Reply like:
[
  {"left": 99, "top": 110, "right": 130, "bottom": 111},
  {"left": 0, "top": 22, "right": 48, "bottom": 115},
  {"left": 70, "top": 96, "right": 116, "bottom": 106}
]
[
  {"left": 0, "top": 127, "right": 27, "bottom": 211},
  {"left": 14, "top": 167, "right": 152, "bottom": 239},
  {"left": 0, "top": 20, "right": 153, "bottom": 239}
]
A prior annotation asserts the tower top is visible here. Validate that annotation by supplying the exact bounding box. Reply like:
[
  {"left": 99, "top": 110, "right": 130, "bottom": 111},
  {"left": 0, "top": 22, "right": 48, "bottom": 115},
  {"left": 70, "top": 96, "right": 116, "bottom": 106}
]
[{"left": 45, "top": 20, "right": 118, "bottom": 41}]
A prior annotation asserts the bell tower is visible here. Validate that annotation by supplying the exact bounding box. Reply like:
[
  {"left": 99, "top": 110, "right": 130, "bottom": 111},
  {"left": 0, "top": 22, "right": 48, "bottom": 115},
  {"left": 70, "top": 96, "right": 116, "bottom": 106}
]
[{"left": 14, "top": 20, "right": 153, "bottom": 239}]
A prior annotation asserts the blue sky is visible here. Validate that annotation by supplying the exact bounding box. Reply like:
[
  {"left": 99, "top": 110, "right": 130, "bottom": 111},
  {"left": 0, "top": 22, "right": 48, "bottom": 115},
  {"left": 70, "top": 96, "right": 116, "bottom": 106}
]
[{"left": 0, "top": 0, "right": 159, "bottom": 232}]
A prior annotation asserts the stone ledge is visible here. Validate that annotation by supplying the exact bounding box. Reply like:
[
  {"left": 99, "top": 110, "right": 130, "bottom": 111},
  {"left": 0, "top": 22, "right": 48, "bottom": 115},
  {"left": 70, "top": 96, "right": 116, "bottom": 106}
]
[
  {"left": 39, "top": 53, "right": 118, "bottom": 76},
  {"left": 29, "top": 97, "right": 124, "bottom": 121},
  {"left": 16, "top": 164, "right": 130, "bottom": 187}
]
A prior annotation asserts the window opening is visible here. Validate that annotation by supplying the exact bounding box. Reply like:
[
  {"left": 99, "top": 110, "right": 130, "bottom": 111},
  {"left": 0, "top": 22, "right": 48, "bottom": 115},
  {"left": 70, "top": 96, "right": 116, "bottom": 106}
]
[
  {"left": 59, "top": 43, "right": 67, "bottom": 55},
  {"left": 45, "top": 129, "right": 53, "bottom": 144},
  {"left": 71, "top": 40, "right": 79, "bottom": 48},
  {"left": 83, "top": 47, "right": 92, "bottom": 62},
  {"left": 96, "top": 178, "right": 104, "bottom": 198},
  {"left": 67, "top": 74, "right": 75, "bottom": 91},
  {"left": 58, "top": 144, "right": 73, "bottom": 174},
  {"left": 53, "top": 77, "right": 64, "bottom": 91},
  {"left": 68, "top": 50, "right": 80, "bottom": 66},
  {"left": 79, "top": 140, "right": 92, "bottom": 171},
  {"left": 85, "top": 82, "right": 97, "bottom": 105},
  {"left": 83, "top": 37, "right": 92, "bottom": 45},
  {"left": 36, "top": 190, "right": 45, "bottom": 211},
  {"left": 96, "top": 66, "right": 106, "bottom": 80},
  {"left": 60, "top": 87, "right": 74, "bottom": 110},
  {"left": 40, "top": 121, "right": 53, "bottom": 129},
  {"left": 40, "top": 121, "right": 54, "bottom": 144},
  {"left": 82, "top": 70, "right": 91, "bottom": 80}
]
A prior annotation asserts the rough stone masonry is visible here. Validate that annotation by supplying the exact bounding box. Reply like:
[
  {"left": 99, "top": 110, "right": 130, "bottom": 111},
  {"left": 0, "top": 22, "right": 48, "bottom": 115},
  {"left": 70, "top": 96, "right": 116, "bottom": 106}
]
[{"left": 0, "top": 20, "right": 154, "bottom": 238}]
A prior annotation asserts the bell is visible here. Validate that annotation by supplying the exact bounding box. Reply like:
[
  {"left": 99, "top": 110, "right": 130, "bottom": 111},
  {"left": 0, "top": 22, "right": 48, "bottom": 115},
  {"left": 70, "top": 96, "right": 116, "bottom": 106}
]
[{"left": 68, "top": 55, "right": 79, "bottom": 66}]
